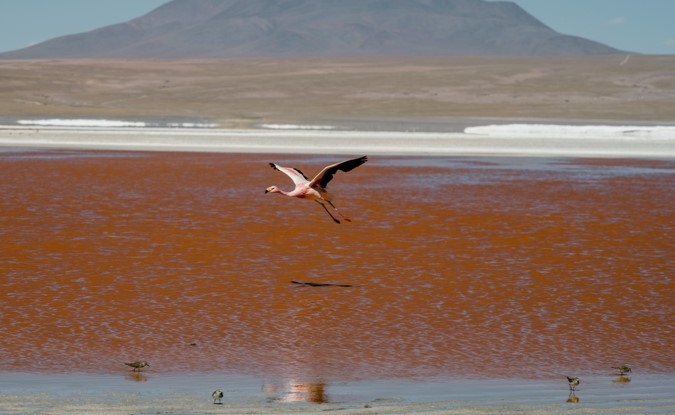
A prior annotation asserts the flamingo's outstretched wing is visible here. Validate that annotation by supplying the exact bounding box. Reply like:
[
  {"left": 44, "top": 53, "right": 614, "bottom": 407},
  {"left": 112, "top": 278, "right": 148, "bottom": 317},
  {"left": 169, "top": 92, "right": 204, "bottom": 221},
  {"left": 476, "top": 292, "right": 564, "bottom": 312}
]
[
  {"left": 269, "top": 163, "right": 309, "bottom": 185},
  {"left": 310, "top": 156, "right": 368, "bottom": 188}
]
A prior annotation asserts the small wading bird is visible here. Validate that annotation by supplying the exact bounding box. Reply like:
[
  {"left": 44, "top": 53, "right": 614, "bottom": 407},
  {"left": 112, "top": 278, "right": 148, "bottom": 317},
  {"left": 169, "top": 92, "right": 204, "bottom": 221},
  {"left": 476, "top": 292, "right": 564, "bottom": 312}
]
[
  {"left": 212, "top": 389, "right": 224, "bottom": 404},
  {"left": 265, "top": 156, "right": 368, "bottom": 223},
  {"left": 125, "top": 360, "right": 149, "bottom": 372},
  {"left": 566, "top": 376, "right": 580, "bottom": 391},
  {"left": 613, "top": 364, "right": 632, "bottom": 375}
]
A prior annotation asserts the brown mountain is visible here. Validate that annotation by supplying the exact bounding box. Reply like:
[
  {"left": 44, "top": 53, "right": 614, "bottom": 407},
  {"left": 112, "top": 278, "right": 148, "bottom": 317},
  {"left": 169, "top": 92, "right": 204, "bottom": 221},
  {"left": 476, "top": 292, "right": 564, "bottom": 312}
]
[{"left": 0, "top": 0, "right": 623, "bottom": 59}]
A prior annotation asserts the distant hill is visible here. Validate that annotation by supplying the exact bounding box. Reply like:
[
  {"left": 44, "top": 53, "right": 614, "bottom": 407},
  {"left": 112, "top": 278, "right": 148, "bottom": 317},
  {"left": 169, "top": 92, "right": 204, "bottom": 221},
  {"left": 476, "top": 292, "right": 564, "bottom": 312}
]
[{"left": 0, "top": 0, "right": 623, "bottom": 59}]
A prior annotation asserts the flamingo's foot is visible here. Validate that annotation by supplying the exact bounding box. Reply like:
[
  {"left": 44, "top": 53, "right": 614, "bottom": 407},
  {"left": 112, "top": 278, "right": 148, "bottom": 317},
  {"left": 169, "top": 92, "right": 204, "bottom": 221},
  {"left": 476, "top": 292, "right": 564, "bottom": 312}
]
[{"left": 336, "top": 211, "right": 352, "bottom": 222}]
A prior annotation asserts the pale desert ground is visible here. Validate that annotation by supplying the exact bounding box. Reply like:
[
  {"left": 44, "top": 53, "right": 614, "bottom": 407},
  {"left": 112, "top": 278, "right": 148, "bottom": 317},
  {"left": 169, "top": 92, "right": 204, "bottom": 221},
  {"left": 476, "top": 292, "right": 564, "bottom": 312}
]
[{"left": 1, "top": 55, "right": 675, "bottom": 127}]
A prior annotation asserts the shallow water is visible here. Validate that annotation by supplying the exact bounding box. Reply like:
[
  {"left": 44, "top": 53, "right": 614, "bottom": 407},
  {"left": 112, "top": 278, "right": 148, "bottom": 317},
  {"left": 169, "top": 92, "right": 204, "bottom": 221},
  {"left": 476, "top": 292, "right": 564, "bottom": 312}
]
[
  {"left": 2, "top": 371, "right": 674, "bottom": 409},
  {"left": 1, "top": 150, "right": 673, "bottom": 382}
]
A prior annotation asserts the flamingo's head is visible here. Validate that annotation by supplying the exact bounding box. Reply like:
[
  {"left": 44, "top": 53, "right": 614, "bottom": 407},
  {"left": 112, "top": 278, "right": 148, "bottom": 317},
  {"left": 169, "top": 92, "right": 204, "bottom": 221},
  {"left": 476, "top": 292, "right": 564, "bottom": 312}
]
[{"left": 265, "top": 186, "right": 279, "bottom": 194}]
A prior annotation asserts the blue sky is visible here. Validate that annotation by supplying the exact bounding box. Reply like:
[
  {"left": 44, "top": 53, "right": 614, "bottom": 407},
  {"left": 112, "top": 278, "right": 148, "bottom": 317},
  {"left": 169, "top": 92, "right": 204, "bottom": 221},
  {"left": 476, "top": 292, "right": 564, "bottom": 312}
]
[{"left": 0, "top": 0, "right": 673, "bottom": 55}]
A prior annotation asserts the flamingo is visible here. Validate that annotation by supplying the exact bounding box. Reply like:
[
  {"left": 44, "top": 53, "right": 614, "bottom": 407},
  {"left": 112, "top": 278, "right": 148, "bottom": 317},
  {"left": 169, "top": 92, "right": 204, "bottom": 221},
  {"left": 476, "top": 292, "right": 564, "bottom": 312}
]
[{"left": 265, "top": 156, "right": 368, "bottom": 223}]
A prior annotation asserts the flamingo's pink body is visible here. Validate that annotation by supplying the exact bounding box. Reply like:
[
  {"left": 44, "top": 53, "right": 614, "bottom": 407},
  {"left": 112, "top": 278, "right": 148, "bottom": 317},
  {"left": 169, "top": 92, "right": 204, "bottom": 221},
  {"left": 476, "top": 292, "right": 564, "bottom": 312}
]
[{"left": 265, "top": 156, "right": 368, "bottom": 223}]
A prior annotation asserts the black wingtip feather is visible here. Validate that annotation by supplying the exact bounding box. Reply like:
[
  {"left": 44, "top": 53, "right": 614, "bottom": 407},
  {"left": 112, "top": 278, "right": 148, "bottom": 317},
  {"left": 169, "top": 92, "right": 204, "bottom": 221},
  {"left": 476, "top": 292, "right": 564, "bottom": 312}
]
[
  {"left": 294, "top": 168, "right": 308, "bottom": 180},
  {"left": 340, "top": 155, "right": 368, "bottom": 172}
]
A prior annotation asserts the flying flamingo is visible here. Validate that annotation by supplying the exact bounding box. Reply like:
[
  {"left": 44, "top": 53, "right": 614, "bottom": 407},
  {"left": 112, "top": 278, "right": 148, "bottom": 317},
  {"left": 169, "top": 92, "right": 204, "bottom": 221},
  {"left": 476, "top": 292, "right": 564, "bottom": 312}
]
[{"left": 265, "top": 156, "right": 368, "bottom": 223}]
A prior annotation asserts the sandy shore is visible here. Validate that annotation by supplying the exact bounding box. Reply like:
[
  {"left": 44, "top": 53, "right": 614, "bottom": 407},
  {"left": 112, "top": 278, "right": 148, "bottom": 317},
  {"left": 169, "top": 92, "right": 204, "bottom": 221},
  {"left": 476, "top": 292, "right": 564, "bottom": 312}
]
[
  {"left": 1, "top": 124, "right": 674, "bottom": 158},
  {"left": 2, "top": 372, "right": 674, "bottom": 415}
]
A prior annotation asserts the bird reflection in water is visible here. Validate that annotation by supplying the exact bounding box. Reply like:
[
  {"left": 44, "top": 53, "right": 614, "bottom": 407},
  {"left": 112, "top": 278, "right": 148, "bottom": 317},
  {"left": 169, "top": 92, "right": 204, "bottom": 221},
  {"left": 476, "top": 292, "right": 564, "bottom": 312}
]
[
  {"left": 613, "top": 375, "right": 631, "bottom": 383},
  {"left": 566, "top": 390, "right": 580, "bottom": 404},
  {"left": 125, "top": 371, "right": 148, "bottom": 382},
  {"left": 263, "top": 380, "right": 328, "bottom": 403}
]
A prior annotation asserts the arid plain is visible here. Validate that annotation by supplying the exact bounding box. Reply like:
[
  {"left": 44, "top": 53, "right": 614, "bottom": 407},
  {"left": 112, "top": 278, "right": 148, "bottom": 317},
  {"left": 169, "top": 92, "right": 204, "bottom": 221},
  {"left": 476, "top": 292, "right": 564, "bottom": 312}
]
[{"left": 1, "top": 55, "right": 675, "bottom": 127}]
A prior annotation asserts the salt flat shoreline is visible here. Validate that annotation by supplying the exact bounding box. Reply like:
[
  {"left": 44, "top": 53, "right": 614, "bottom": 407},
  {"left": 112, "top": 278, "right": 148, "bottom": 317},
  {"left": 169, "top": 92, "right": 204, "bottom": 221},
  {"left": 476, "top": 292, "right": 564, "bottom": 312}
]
[{"left": 1, "top": 124, "right": 674, "bottom": 158}]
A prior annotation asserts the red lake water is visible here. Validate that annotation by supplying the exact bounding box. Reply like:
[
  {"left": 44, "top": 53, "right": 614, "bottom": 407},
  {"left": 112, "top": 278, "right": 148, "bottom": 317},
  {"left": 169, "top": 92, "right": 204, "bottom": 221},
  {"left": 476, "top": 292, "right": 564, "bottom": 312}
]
[{"left": 1, "top": 150, "right": 673, "bottom": 381}]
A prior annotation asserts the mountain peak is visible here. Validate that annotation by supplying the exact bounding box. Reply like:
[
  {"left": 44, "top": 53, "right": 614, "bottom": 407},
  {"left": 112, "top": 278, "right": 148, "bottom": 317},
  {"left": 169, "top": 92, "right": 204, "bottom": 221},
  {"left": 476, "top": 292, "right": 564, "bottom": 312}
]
[{"left": 0, "top": 0, "right": 622, "bottom": 59}]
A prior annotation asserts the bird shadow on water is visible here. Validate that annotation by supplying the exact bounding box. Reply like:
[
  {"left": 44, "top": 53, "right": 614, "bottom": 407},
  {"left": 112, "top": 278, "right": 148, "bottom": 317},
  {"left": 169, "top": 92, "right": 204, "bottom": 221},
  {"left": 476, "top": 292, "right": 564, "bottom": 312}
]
[{"left": 290, "top": 280, "right": 355, "bottom": 288}]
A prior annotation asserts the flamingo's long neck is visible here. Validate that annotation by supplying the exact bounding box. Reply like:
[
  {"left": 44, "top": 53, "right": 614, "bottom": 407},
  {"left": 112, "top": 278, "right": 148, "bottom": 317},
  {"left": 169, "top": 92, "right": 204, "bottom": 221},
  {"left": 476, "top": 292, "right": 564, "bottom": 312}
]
[{"left": 272, "top": 187, "right": 293, "bottom": 197}]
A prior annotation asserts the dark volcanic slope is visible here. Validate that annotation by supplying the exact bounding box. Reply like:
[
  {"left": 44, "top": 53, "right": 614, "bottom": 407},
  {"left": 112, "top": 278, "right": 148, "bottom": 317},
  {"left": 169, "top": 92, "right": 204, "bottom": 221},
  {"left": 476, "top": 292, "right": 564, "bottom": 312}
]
[{"left": 0, "top": 0, "right": 623, "bottom": 59}]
